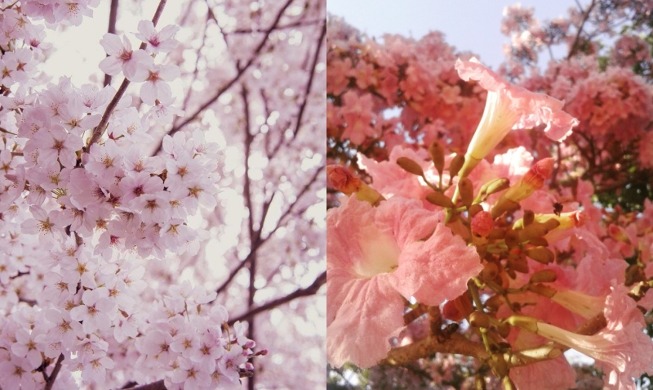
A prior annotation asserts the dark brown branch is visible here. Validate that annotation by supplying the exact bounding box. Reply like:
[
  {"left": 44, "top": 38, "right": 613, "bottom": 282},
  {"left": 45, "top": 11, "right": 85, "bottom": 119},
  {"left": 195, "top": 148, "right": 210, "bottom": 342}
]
[
  {"left": 214, "top": 165, "right": 321, "bottom": 297},
  {"left": 228, "top": 270, "right": 326, "bottom": 325},
  {"left": 567, "top": 0, "right": 596, "bottom": 59},
  {"left": 240, "top": 84, "right": 257, "bottom": 390},
  {"left": 261, "top": 166, "right": 322, "bottom": 239},
  {"left": 178, "top": 9, "right": 211, "bottom": 117},
  {"left": 214, "top": 242, "right": 261, "bottom": 297},
  {"left": 204, "top": 0, "right": 232, "bottom": 50},
  {"left": 291, "top": 19, "right": 325, "bottom": 140},
  {"left": 127, "top": 380, "right": 167, "bottom": 390},
  {"left": 228, "top": 19, "right": 322, "bottom": 34},
  {"left": 242, "top": 85, "right": 255, "bottom": 243},
  {"left": 153, "top": 0, "right": 295, "bottom": 154},
  {"left": 103, "top": 0, "right": 120, "bottom": 87},
  {"left": 383, "top": 333, "right": 490, "bottom": 366},
  {"left": 43, "top": 354, "right": 64, "bottom": 390},
  {"left": 88, "top": 0, "right": 168, "bottom": 148}
]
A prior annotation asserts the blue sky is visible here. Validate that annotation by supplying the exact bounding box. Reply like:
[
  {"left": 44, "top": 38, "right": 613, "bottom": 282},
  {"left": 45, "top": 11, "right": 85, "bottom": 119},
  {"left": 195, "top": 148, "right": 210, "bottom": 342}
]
[{"left": 327, "top": 0, "right": 576, "bottom": 68}]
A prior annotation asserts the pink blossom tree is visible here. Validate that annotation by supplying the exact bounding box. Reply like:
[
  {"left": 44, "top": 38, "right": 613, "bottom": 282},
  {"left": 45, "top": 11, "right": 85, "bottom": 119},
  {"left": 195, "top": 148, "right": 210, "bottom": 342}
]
[
  {"left": 327, "top": 2, "right": 653, "bottom": 388},
  {"left": 0, "top": 0, "right": 325, "bottom": 389}
]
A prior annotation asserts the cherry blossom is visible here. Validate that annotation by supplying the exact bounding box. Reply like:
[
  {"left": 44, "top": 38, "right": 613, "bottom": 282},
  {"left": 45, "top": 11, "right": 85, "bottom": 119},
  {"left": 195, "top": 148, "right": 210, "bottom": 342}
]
[
  {"left": 1, "top": 0, "right": 321, "bottom": 388},
  {"left": 135, "top": 20, "right": 179, "bottom": 53},
  {"left": 99, "top": 33, "right": 152, "bottom": 81}
]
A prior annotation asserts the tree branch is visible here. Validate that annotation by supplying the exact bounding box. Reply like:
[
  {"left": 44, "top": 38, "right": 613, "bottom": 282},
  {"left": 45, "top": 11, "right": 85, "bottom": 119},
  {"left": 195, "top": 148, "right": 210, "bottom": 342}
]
[
  {"left": 153, "top": 0, "right": 295, "bottom": 154},
  {"left": 178, "top": 8, "right": 211, "bottom": 117},
  {"left": 383, "top": 333, "right": 490, "bottom": 367},
  {"left": 126, "top": 380, "right": 167, "bottom": 390},
  {"left": 567, "top": 0, "right": 597, "bottom": 59},
  {"left": 88, "top": 0, "right": 168, "bottom": 148},
  {"left": 103, "top": 0, "right": 120, "bottom": 87},
  {"left": 291, "top": 19, "right": 326, "bottom": 140},
  {"left": 228, "top": 270, "right": 326, "bottom": 324},
  {"left": 43, "top": 354, "right": 64, "bottom": 390}
]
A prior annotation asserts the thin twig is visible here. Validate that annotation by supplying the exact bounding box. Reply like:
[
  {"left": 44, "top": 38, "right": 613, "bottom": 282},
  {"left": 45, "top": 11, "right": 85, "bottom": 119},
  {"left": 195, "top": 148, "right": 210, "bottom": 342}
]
[
  {"left": 43, "top": 354, "right": 64, "bottom": 390},
  {"left": 228, "top": 19, "right": 322, "bottom": 34},
  {"left": 103, "top": 0, "right": 120, "bottom": 87},
  {"left": 126, "top": 380, "right": 167, "bottom": 390},
  {"left": 291, "top": 19, "right": 326, "bottom": 140},
  {"left": 228, "top": 270, "right": 326, "bottom": 324},
  {"left": 88, "top": 0, "right": 168, "bottom": 148},
  {"left": 567, "top": 0, "right": 597, "bottom": 59},
  {"left": 240, "top": 85, "right": 258, "bottom": 390},
  {"left": 177, "top": 8, "right": 211, "bottom": 117},
  {"left": 153, "top": 0, "right": 295, "bottom": 155}
]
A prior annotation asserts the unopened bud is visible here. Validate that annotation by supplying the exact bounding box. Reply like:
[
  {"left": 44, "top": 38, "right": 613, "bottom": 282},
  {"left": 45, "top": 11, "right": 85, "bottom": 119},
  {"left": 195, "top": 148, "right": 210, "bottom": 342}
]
[
  {"left": 426, "top": 191, "right": 454, "bottom": 208},
  {"left": 525, "top": 247, "right": 554, "bottom": 264},
  {"left": 485, "top": 294, "right": 504, "bottom": 312},
  {"left": 457, "top": 177, "right": 474, "bottom": 208},
  {"left": 496, "top": 158, "right": 555, "bottom": 206},
  {"left": 491, "top": 198, "right": 520, "bottom": 218},
  {"left": 442, "top": 292, "right": 473, "bottom": 321},
  {"left": 429, "top": 141, "right": 445, "bottom": 175},
  {"left": 480, "top": 262, "right": 500, "bottom": 282},
  {"left": 507, "top": 256, "right": 529, "bottom": 273},
  {"left": 471, "top": 210, "right": 494, "bottom": 237},
  {"left": 511, "top": 211, "right": 583, "bottom": 242},
  {"left": 529, "top": 269, "right": 557, "bottom": 284},
  {"left": 528, "top": 283, "right": 557, "bottom": 297},
  {"left": 497, "top": 321, "right": 511, "bottom": 338},
  {"left": 478, "top": 177, "right": 510, "bottom": 199},
  {"left": 522, "top": 158, "right": 554, "bottom": 190},
  {"left": 518, "top": 221, "right": 556, "bottom": 242},
  {"left": 449, "top": 154, "right": 465, "bottom": 178},
  {"left": 396, "top": 157, "right": 425, "bottom": 177},
  {"left": 327, "top": 165, "right": 362, "bottom": 194}
]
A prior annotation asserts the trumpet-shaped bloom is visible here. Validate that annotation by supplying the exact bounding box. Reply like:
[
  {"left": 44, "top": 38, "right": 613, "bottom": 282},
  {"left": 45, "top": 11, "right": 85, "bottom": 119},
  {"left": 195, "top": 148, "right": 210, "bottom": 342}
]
[
  {"left": 455, "top": 57, "right": 578, "bottom": 177},
  {"left": 327, "top": 196, "right": 482, "bottom": 368},
  {"left": 513, "top": 284, "right": 653, "bottom": 389}
]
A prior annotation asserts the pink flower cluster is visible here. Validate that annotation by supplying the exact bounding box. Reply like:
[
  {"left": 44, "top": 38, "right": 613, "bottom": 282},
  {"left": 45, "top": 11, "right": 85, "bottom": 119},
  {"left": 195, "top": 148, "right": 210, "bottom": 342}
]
[
  {"left": 5, "top": 75, "right": 219, "bottom": 258},
  {"left": 327, "top": 17, "right": 485, "bottom": 155},
  {"left": 327, "top": 39, "right": 653, "bottom": 386},
  {"left": 0, "top": 2, "right": 261, "bottom": 388}
]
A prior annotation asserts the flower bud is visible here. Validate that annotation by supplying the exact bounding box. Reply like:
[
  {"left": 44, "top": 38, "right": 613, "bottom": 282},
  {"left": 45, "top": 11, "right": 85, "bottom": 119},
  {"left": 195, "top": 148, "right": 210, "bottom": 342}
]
[
  {"left": 529, "top": 269, "right": 557, "bottom": 284},
  {"left": 442, "top": 292, "right": 474, "bottom": 321},
  {"left": 457, "top": 177, "right": 474, "bottom": 208},
  {"left": 428, "top": 141, "right": 445, "bottom": 175},
  {"left": 522, "top": 158, "right": 554, "bottom": 190},
  {"left": 491, "top": 159, "right": 554, "bottom": 217},
  {"left": 471, "top": 210, "right": 494, "bottom": 237},
  {"left": 396, "top": 157, "right": 425, "bottom": 177},
  {"left": 449, "top": 154, "right": 465, "bottom": 178},
  {"left": 327, "top": 165, "right": 362, "bottom": 194},
  {"left": 525, "top": 247, "right": 554, "bottom": 264},
  {"left": 426, "top": 191, "right": 454, "bottom": 208}
]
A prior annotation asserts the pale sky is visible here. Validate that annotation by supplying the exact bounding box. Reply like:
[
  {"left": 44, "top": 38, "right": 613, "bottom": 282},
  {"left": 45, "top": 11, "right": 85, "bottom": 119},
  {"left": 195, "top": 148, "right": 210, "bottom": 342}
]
[{"left": 327, "top": 0, "right": 576, "bottom": 68}]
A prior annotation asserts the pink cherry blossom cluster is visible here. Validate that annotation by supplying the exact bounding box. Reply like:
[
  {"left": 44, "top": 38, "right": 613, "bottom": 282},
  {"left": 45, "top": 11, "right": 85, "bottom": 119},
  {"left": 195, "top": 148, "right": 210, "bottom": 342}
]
[
  {"left": 99, "top": 20, "right": 180, "bottom": 104},
  {"left": 13, "top": 0, "right": 100, "bottom": 27},
  {"left": 0, "top": 1, "right": 263, "bottom": 388},
  {"left": 5, "top": 73, "right": 219, "bottom": 259}
]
